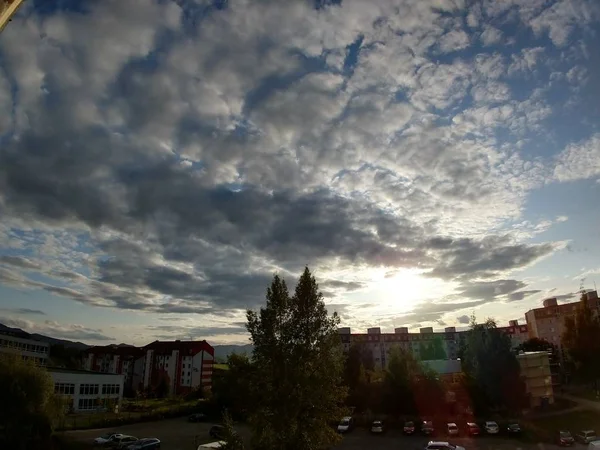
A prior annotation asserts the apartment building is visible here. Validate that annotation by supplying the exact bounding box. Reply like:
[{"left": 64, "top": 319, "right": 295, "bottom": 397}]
[
  {"left": 339, "top": 320, "right": 528, "bottom": 370},
  {"left": 83, "top": 339, "right": 215, "bottom": 396},
  {"left": 0, "top": 329, "right": 49, "bottom": 366},
  {"left": 142, "top": 339, "right": 214, "bottom": 396},
  {"left": 517, "top": 351, "right": 554, "bottom": 408},
  {"left": 525, "top": 290, "right": 600, "bottom": 347},
  {"left": 83, "top": 344, "right": 145, "bottom": 394},
  {"left": 49, "top": 367, "right": 124, "bottom": 413}
]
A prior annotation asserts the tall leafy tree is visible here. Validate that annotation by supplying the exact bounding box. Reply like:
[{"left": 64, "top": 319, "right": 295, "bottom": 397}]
[
  {"left": 246, "top": 268, "right": 347, "bottom": 450},
  {"left": 0, "top": 354, "right": 62, "bottom": 447},
  {"left": 460, "top": 318, "right": 526, "bottom": 413},
  {"left": 562, "top": 297, "right": 600, "bottom": 384}
]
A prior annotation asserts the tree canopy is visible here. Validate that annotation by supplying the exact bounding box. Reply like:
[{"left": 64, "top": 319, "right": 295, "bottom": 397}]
[
  {"left": 459, "top": 318, "right": 526, "bottom": 413},
  {"left": 246, "top": 267, "right": 347, "bottom": 450},
  {"left": 562, "top": 296, "right": 600, "bottom": 384},
  {"left": 0, "top": 354, "right": 62, "bottom": 447}
]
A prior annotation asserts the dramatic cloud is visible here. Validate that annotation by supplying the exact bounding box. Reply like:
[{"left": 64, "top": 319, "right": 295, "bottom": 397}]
[
  {"left": 0, "top": 317, "right": 114, "bottom": 342},
  {"left": 0, "top": 0, "right": 598, "bottom": 341}
]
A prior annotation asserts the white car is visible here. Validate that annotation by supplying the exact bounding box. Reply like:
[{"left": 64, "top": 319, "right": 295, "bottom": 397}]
[
  {"left": 485, "top": 421, "right": 499, "bottom": 434},
  {"left": 337, "top": 416, "right": 353, "bottom": 433},
  {"left": 425, "top": 441, "right": 465, "bottom": 450},
  {"left": 370, "top": 420, "right": 384, "bottom": 434},
  {"left": 447, "top": 423, "right": 459, "bottom": 436},
  {"left": 93, "top": 433, "right": 122, "bottom": 446}
]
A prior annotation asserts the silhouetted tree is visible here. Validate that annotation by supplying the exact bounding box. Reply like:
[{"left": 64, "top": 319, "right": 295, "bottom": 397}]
[
  {"left": 246, "top": 268, "right": 347, "bottom": 450},
  {"left": 563, "top": 296, "right": 600, "bottom": 384}
]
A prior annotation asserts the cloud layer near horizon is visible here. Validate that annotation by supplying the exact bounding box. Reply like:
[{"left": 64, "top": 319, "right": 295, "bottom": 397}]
[{"left": 1, "top": 0, "right": 599, "bottom": 341}]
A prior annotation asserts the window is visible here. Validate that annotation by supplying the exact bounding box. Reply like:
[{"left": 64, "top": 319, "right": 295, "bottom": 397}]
[
  {"left": 78, "top": 398, "right": 97, "bottom": 410},
  {"left": 55, "top": 383, "right": 75, "bottom": 395},
  {"left": 79, "top": 384, "right": 99, "bottom": 395},
  {"left": 101, "top": 384, "right": 120, "bottom": 395}
]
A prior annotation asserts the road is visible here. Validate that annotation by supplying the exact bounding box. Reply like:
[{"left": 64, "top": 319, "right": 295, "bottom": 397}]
[{"left": 65, "top": 418, "right": 573, "bottom": 450}]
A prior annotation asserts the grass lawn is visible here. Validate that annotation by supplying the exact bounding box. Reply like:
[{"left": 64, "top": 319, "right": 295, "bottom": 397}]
[
  {"left": 213, "top": 363, "right": 229, "bottom": 370},
  {"left": 524, "top": 410, "right": 600, "bottom": 442}
]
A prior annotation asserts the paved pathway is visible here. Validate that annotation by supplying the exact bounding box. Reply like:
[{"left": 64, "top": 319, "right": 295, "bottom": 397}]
[{"left": 556, "top": 394, "right": 600, "bottom": 413}]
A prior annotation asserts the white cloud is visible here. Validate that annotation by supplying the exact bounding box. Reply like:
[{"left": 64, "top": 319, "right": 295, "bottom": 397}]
[
  {"left": 554, "top": 134, "right": 600, "bottom": 183},
  {"left": 480, "top": 25, "right": 503, "bottom": 46}
]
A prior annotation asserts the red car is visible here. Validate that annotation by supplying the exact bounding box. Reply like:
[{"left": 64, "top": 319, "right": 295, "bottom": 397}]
[{"left": 466, "top": 422, "right": 480, "bottom": 436}]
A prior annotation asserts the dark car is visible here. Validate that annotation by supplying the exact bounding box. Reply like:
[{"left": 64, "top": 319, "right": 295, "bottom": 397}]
[
  {"left": 210, "top": 425, "right": 233, "bottom": 440},
  {"left": 465, "top": 422, "right": 480, "bottom": 436},
  {"left": 422, "top": 420, "right": 435, "bottom": 436},
  {"left": 507, "top": 423, "right": 521, "bottom": 435},
  {"left": 403, "top": 421, "right": 416, "bottom": 435},
  {"left": 575, "top": 430, "right": 597, "bottom": 444},
  {"left": 189, "top": 413, "right": 207, "bottom": 423},
  {"left": 558, "top": 431, "right": 575, "bottom": 446}
]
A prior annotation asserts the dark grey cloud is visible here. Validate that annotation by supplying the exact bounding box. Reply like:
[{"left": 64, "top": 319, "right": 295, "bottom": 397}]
[
  {"left": 147, "top": 323, "right": 248, "bottom": 339},
  {"left": 0, "top": 255, "right": 42, "bottom": 271},
  {"left": 507, "top": 290, "right": 541, "bottom": 301},
  {"left": 7, "top": 308, "right": 46, "bottom": 316},
  {"left": 425, "top": 236, "right": 556, "bottom": 281},
  {"left": 456, "top": 279, "right": 527, "bottom": 301},
  {"left": 457, "top": 315, "right": 471, "bottom": 324}
]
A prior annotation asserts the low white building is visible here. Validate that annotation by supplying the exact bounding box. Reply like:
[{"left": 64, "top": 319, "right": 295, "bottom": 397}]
[
  {"left": 48, "top": 368, "right": 124, "bottom": 413},
  {"left": 0, "top": 330, "right": 49, "bottom": 366}
]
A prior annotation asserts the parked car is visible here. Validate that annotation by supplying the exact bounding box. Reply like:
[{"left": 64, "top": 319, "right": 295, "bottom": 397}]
[
  {"left": 465, "top": 422, "right": 480, "bottom": 436},
  {"left": 126, "top": 438, "right": 160, "bottom": 450},
  {"left": 507, "top": 423, "right": 521, "bottom": 435},
  {"left": 588, "top": 440, "right": 600, "bottom": 450},
  {"left": 447, "top": 423, "right": 459, "bottom": 436},
  {"left": 576, "top": 430, "right": 598, "bottom": 444},
  {"left": 109, "top": 435, "right": 137, "bottom": 449},
  {"left": 337, "top": 416, "right": 354, "bottom": 434},
  {"left": 403, "top": 421, "right": 416, "bottom": 435},
  {"left": 557, "top": 430, "right": 575, "bottom": 446},
  {"left": 422, "top": 420, "right": 435, "bottom": 436},
  {"left": 93, "top": 433, "right": 120, "bottom": 446},
  {"left": 484, "top": 421, "right": 499, "bottom": 434},
  {"left": 189, "top": 413, "right": 207, "bottom": 423},
  {"left": 424, "top": 441, "right": 465, "bottom": 450},
  {"left": 209, "top": 425, "right": 226, "bottom": 440},
  {"left": 370, "top": 420, "right": 385, "bottom": 434}
]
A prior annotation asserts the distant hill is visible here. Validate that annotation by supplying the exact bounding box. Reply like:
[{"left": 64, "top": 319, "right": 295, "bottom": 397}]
[
  {"left": 0, "top": 322, "right": 90, "bottom": 350},
  {"left": 212, "top": 344, "right": 253, "bottom": 362}
]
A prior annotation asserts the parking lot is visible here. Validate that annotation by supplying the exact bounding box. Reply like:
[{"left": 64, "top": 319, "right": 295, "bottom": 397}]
[{"left": 66, "top": 417, "right": 578, "bottom": 450}]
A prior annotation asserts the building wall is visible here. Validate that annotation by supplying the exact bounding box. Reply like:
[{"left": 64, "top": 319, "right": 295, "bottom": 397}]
[
  {"left": 0, "top": 333, "right": 49, "bottom": 365},
  {"left": 339, "top": 321, "right": 524, "bottom": 370},
  {"left": 525, "top": 292, "right": 600, "bottom": 348},
  {"left": 49, "top": 370, "right": 124, "bottom": 413},
  {"left": 517, "top": 351, "right": 554, "bottom": 408}
]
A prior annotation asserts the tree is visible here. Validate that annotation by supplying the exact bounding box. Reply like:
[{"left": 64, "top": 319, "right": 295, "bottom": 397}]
[
  {"left": 418, "top": 336, "right": 447, "bottom": 360},
  {"left": 460, "top": 318, "right": 526, "bottom": 413},
  {"left": 381, "top": 346, "right": 420, "bottom": 415},
  {"left": 562, "top": 297, "right": 600, "bottom": 384},
  {"left": 0, "top": 354, "right": 62, "bottom": 447},
  {"left": 518, "top": 338, "right": 557, "bottom": 354},
  {"left": 246, "top": 268, "right": 348, "bottom": 450},
  {"left": 211, "top": 353, "right": 255, "bottom": 420}
]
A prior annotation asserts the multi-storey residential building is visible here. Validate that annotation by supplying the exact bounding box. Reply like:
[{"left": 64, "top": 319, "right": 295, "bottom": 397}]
[
  {"left": 83, "top": 339, "right": 215, "bottom": 397},
  {"left": 0, "top": 329, "right": 49, "bottom": 366},
  {"left": 525, "top": 290, "right": 600, "bottom": 347},
  {"left": 497, "top": 320, "right": 530, "bottom": 349},
  {"left": 339, "top": 320, "right": 528, "bottom": 370},
  {"left": 142, "top": 339, "right": 214, "bottom": 396},
  {"left": 83, "top": 344, "right": 145, "bottom": 394}
]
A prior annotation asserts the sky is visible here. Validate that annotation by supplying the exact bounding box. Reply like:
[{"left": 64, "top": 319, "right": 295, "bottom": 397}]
[{"left": 0, "top": 0, "right": 599, "bottom": 346}]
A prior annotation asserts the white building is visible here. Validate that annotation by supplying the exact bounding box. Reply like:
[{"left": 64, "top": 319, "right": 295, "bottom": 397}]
[
  {"left": 48, "top": 368, "right": 124, "bottom": 413},
  {"left": 0, "top": 331, "right": 49, "bottom": 366}
]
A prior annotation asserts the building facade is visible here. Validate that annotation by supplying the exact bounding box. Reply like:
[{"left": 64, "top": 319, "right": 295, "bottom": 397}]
[
  {"left": 49, "top": 368, "right": 124, "bottom": 413},
  {"left": 0, "top": 330, "right": 49, "bottom": 366},
  {"left": 83, "top": 345, "right": 145, "bottom": 395},
  {"left": 83, "top": 339, "right": 215, "bottom": 397},
  {"left": 142, "top": 340, "right": 214, "bottom": 396},
  {"left": 525, "top": 290, "right": 600, "bottom": 347},
  {"left": 339, "top": 320, "right": 528, "bottom": 370},
  {"left": 517, "top": 351, "right": 554, "bottom": 408}
]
